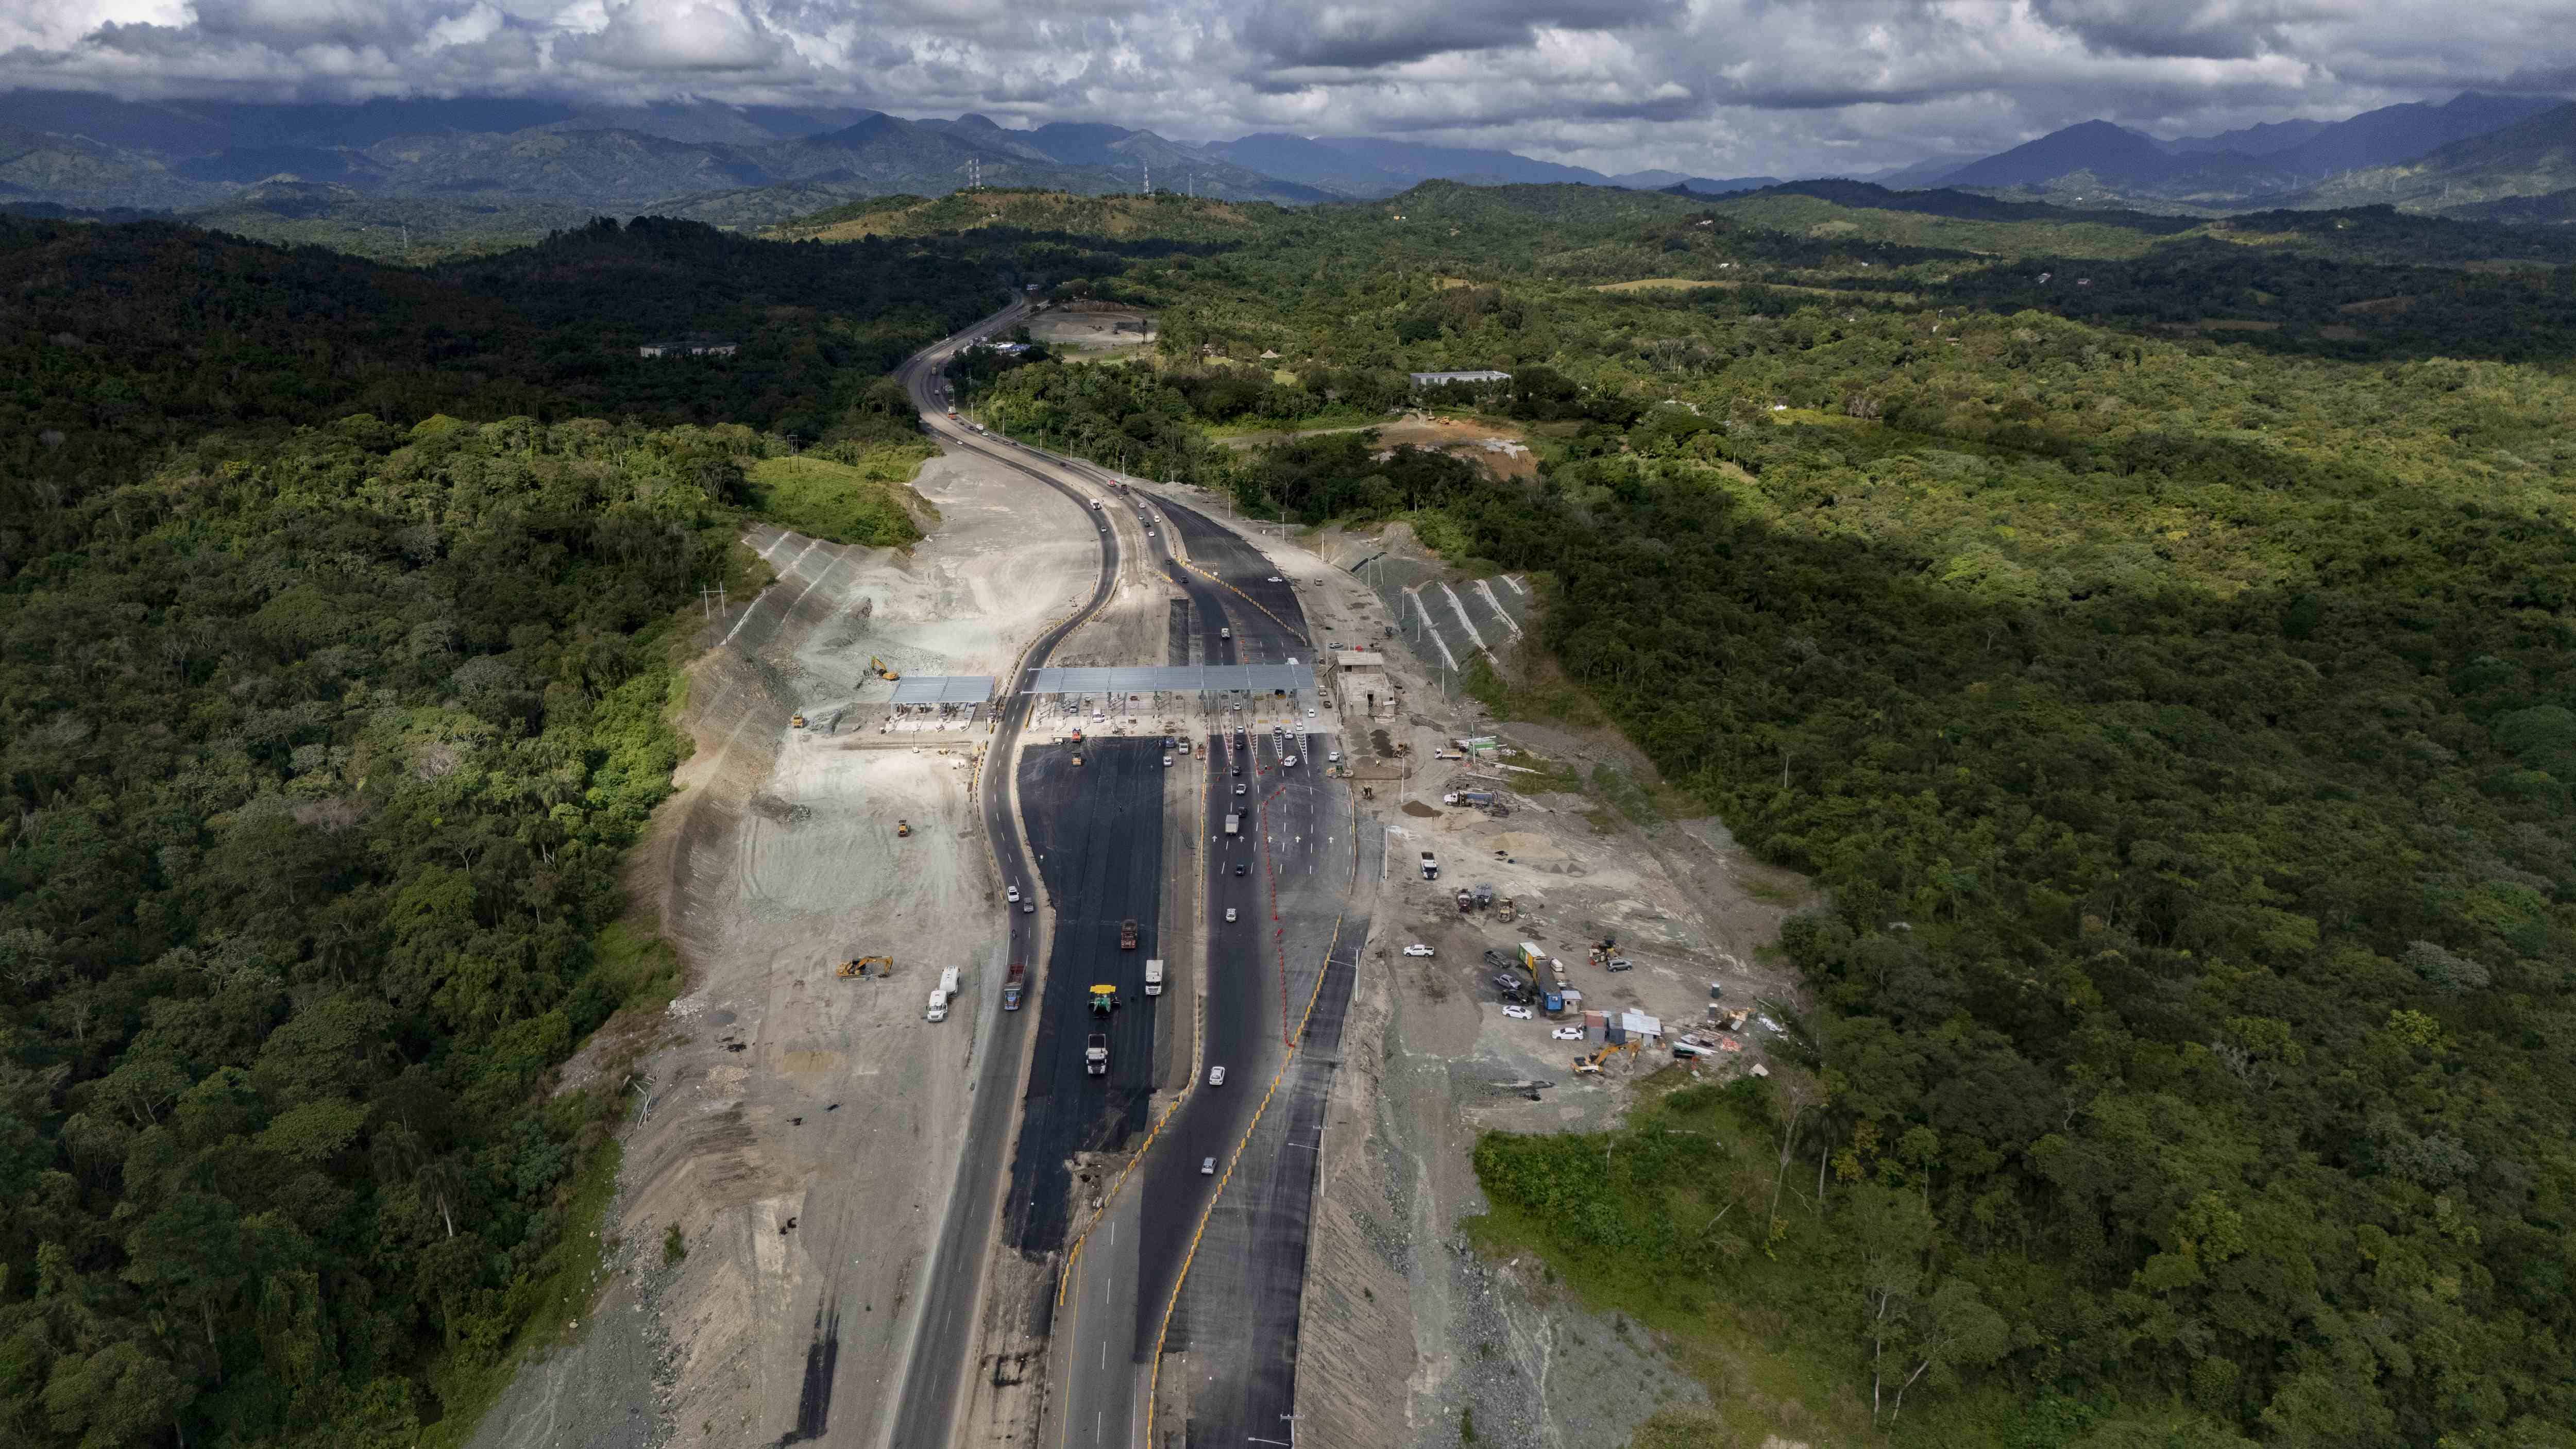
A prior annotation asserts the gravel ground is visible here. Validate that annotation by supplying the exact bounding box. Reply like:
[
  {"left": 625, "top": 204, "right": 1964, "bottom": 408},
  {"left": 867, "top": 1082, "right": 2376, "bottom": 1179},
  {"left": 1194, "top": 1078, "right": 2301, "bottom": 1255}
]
[
  {"left": 466, "top": 446, "right": 1101, "bottom": 1449},
  {"left": 1282, "top": 535, "right": 1795, "bottom": 1449}
]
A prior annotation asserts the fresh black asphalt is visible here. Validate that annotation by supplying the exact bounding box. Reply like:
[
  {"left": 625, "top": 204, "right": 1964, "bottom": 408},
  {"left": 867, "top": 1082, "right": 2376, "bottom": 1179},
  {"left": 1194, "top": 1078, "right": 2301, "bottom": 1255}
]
[
  {"left": 886, "top": 302, "right": 1128, "bottom": 1449},
  {"left": 1005, "top": 736, "right": 1168, "bottom": 1253}
]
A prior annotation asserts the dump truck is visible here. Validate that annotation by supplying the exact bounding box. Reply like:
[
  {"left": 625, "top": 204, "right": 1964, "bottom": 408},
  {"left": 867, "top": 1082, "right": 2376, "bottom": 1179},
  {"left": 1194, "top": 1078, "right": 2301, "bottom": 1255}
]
[
  {"left": 926, "top": 966, "right": 961, "bottom": 1022},
  {"left": 1144, "top": 959, "right": 1164, "bottom": 997},
  {"left": 1120, "top": 918, "right": 1139, "bottom": 950},
  {"left": 1003, "top": 963, "right": 1025, "bottom": 1011},
  {"left": 1498, "top": 897, "right": 1517, "bottom": 923},
  {"left": 1420, "top": 851, "right": 1439, "bottom": 881},
  {"left": 1086, "top": 1033, "right": 1109, "bottom": 1075},
  {"left": 1455, "top": 888, "right": 1473, "bottom": 913}
]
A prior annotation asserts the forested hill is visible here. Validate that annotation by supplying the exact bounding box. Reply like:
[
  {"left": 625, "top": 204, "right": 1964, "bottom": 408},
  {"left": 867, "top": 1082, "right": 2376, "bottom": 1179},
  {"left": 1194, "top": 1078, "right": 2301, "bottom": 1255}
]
[
  {"left": 0, "top": 214, "right": 1010, "bottom": 562},
  {"left": 0, "top": 215, "right": 1013, "bottom": 1448}
]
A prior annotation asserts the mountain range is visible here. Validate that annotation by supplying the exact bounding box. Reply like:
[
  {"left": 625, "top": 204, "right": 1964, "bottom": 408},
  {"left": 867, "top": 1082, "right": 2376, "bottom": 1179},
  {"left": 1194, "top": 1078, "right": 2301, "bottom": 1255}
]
[
  {"left": 0, "top": 87, "right": 2567, "bottom": 233},
  {"left": 1917, "top": 92, "right": 2568, "bottom": 209}
]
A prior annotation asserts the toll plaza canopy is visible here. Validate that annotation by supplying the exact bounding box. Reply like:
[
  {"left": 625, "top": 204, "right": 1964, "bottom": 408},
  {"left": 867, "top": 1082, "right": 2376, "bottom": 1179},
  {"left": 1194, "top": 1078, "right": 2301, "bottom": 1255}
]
[
  {"left": 887, "top": 675, "right": 996, "bottom": 706},
  {"left": 1024, "top": 664, "right": 1316, "bottom": 696}
]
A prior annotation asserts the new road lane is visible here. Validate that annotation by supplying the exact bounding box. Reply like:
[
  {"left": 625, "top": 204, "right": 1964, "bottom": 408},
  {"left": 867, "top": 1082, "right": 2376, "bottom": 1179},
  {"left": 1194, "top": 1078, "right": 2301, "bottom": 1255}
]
[{"left": 886, "top": 299, "right": 1127, "bottom": 1449}]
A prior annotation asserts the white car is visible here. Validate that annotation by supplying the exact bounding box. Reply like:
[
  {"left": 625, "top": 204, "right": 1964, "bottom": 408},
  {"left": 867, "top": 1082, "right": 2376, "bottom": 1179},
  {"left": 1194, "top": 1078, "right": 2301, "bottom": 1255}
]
[
  {"left": 1501, "top": 1004, "right": 1534, "bottom": 1021},
  {"left": 1553, "top": 1026, "right": 1586, "bottom": 1041},
  {"left": 1201, "top": 1156, "right": 1216, "bottom": 1175},
  {"left": 1006, "top": 886, "right": 1021, "bottom": 903},
  {"left": 1328, "top": 750, "right": 1341, "bottom": 763},
  {"left": 1208, "top": 1065, "right": 1227, "bottom": 1086},
  {"left": 1225, "top": 907, "right": 1238, "bottom": 922},
  {"left": 1402, "top": 945, "right": 1434, "bottom": 958},
  {"left": 1266, "top": 575, "right": 1283, "bottom": 582}
]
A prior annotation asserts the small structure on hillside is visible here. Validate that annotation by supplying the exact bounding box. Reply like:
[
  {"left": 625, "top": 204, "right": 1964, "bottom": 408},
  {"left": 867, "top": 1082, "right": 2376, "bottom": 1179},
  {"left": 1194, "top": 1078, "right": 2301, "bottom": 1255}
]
[
  {"left": 639, "top": 335, "right": 739, "bottom": 359},
  {"left": 1410, "top": 369, "right": 1512, "bottom": 388}
]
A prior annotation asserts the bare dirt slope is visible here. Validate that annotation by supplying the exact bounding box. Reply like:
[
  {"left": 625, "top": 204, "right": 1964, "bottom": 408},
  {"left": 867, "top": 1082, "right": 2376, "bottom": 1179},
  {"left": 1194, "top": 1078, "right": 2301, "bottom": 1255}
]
[{"left": 466, "top": 449, "right": 1096, "bottom": 1449}]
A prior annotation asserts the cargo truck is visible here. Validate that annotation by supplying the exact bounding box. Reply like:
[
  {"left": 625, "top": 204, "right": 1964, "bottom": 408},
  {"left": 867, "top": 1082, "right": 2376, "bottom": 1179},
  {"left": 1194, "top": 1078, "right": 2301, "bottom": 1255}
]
[
  {"left": 1420, "top": 851, "right": 1439, "bottom": 880},
  {"left": 1002, "top": 963, "right": 1025, "bottom": 1011},
  {"left": 1225, "top": 813, "right": 1241, "bottom": 837},
  {"left": 926, "top": 965, "right": 962, "bottom": 1022},
  {"left": 1144, "top": 959, "right": 1164, "bottom": 996},
  {"left": 1086, "top": 1033, "right": 1109, "bottom": 1075}
]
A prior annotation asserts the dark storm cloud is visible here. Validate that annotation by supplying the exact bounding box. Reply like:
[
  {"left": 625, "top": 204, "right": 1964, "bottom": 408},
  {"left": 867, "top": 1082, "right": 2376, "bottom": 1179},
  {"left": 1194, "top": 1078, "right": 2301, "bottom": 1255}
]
[
  {"left": 0, "top": 0, "right": 2567, "bottom": 180},
  {"left": 1238, "top": 0, "right": 1682, "bottom": 70}
]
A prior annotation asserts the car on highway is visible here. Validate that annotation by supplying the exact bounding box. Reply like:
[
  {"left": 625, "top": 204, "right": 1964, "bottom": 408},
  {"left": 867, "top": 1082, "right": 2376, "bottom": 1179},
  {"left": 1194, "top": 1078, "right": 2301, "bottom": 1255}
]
[
  {"left": 1266, "top": 575, "right": 1284, "bottom": 582},
  {"left": 1022, "top": 901, "right": 1035, "bottom": 914},
  {"left": 1201, "top": 1157, "right": 1216, "bottom": 1175},
  {"left": 1402, "top": 944, "right": 1434, "bottom": 957},
  {"left": 1208, "top": 1065, "right": 1227, "bottom": 1086},
  {"left": 1234, "top": 863, "right": 1248, "bottom": 875},
  {"left": 1225, "top": 907, "right": 1238, "bottom": 922},
  {"left": 1283, "top": 755, "right": 1299, "bottom": 768},
  {"left": 1328, "top": 750, "right": 1342, "bottom": 763},
  {"left": 1234, "top": 784, "right": 1247, "bottom": 795},
  {"left": 1553, "top": 1026, "right": 1586, "bottom": 1040},
  {"left": 1501, "top": 1004, "right": 1534, "bottom": 1020},
  {"left": 1006, "top": 886, "right": 1021, "bottom": 904},
  {"left": 1231, "top": 764, "right": 1241, "bottom": 776}
]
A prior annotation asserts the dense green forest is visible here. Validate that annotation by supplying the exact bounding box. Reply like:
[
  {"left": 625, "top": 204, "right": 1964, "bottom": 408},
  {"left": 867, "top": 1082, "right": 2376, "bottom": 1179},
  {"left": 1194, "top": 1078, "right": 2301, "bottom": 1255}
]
[
  {"left": 930, "top": 186, "right": 2576, "bottom": 1445},
  {"left": 0, "top": 213, "right": 1057, "bottom": 1446}
]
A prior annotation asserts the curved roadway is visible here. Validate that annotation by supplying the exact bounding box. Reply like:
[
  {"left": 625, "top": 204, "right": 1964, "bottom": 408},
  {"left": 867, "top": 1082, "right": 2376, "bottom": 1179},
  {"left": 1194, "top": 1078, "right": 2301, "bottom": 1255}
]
[{"left": 885, "top": 299, "right": 1126, "bottom": 1449}]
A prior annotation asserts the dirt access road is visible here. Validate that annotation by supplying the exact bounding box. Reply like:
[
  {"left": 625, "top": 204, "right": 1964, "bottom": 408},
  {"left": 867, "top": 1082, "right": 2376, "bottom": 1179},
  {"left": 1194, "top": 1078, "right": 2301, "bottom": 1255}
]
[{"left": 465, "top": 300, "right": 1119, "bottom": 1449}]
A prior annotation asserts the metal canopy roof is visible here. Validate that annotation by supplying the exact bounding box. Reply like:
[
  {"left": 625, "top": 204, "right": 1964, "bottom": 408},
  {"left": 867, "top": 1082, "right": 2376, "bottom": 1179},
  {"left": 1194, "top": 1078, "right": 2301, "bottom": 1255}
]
[
  {"left": 1026, "top": 663, "right": 1315, "bottom": 695},
  {"left": 887, "top": 675, "right": 995, "bottom": 705}
]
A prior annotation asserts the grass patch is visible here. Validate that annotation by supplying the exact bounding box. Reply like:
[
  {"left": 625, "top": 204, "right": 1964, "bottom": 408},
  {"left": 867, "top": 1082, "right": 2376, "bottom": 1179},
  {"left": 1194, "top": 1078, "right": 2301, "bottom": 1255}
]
[
  {"left": 1458, "top": 634, "right": 1610, "bottom": 729},
  {"left": 742, "top": 448, "right": 934, "bottom": 548},
  {"left": 419, "top": 1135, "right": 624, "bottom": 1449},
  {"left": 1591, "top": 763, "right": 1664, "bottom": 827},
  {"left": 1467, "top": 1080, "right": 2235, "bottom": 1449}
]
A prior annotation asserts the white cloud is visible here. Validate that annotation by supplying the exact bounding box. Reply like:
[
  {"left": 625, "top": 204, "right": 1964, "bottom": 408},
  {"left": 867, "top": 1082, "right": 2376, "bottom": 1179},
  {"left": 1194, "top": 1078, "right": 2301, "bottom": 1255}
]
[{"left": 0, "top": 0, "right": 2566, "bottom": 174}]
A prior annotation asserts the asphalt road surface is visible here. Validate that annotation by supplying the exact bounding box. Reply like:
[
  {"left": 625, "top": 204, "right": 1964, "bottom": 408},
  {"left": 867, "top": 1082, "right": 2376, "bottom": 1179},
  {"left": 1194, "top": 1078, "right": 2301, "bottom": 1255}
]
[{"left": 884, "top": 300, "right": 1128, "bottom": 1449}]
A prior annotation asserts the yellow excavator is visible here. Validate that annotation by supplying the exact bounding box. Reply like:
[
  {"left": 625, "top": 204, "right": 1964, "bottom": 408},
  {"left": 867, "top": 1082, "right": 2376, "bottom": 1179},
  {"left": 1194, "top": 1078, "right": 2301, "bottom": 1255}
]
[
  {"left": 869, "top": 655, "right": 901, "bottom": 681},
  {"left": 1572, "top": 1038, "right": 1641, "bottom": 1075},
  {"left": 837, "top": 956, "right": 893, "bottom": 980}
]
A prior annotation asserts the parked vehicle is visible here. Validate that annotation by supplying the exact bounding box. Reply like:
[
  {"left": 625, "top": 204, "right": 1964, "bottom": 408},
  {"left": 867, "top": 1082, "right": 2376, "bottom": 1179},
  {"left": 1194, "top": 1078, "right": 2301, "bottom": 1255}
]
[
  {"left": 926, "top": 966, "right": 962, "bottom": 1022},
  {"left": 1402, "top": 944, "right": 1435, "bottom": 958},
  {"left": 1144, "top": 958, "right": 1164, "bottom": 997},
  {"left": 1502, "top": 1004, "right": 1533, "bottom": 1021}
]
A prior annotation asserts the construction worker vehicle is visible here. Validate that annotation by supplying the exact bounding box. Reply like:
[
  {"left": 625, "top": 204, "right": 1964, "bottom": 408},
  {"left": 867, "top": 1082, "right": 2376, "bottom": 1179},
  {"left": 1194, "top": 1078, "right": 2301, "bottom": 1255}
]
[
  {"left": 869, "top": 655, "right": 901, "bottom": 681},
  {"left": 837, "top": 955, "right": 893, "bottom": 980},
  {"left": 791, "top": 713, "right": 807, "bottom": 729},
  {"left": 1089, "top": 984, "right": 1120, "bottom": 1016}
]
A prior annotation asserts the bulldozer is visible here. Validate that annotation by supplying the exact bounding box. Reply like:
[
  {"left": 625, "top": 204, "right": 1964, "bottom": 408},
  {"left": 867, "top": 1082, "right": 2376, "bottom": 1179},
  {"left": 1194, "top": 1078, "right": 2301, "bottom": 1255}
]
[
  {"left": 791, "top": 713, "right": 807, "bottom": 729},
  {"left": 837, "top": 955, "right": 893, "bottom": 980},
  {"left": 869, "top": 655, "right": 901, "bottom": 682}
]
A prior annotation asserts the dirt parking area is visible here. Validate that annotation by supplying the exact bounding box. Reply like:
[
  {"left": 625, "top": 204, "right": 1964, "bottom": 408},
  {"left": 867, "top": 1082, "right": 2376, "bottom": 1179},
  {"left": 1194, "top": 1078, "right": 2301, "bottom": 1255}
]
[
  {"left": 1221, "top": 415, "right": 1539, "bottom": 480},
  {"left": 1028, "top": 305, "right": 1155, "bottom": 352},
  {"left": 466, "top": 448, "right": 1101, "bottom": 1449}
]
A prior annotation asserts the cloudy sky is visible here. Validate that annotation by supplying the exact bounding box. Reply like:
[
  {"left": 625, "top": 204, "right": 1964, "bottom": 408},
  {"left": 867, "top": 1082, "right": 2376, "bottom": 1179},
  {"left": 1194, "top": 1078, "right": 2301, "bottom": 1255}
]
[{"left": 3, "top": 0, "right": 2571, "bottom": 175}]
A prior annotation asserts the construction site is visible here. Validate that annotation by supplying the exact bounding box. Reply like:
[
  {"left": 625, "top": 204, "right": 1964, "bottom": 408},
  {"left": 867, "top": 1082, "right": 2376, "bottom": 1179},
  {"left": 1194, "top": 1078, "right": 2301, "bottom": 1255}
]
[{"left": 464, "top": 305, "right": 1814, "bottom": 1449}]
